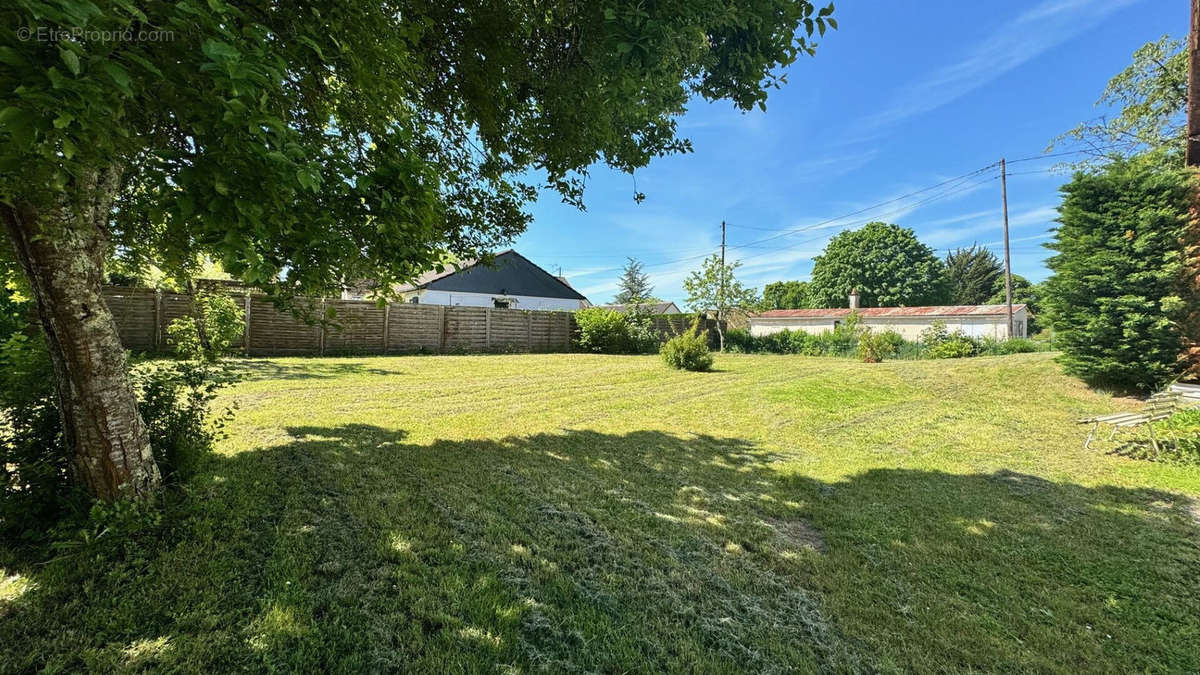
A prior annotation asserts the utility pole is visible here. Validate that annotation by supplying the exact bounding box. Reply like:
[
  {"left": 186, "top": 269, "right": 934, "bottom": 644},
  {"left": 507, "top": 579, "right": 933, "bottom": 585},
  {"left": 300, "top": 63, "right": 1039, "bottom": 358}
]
[
  {"left": 1186, "top": 0, "right": 1200, "bottom": 376},
  {"left": 718, "top": 219, "right": 727, "bottom": 351},
  {"left": 1187, "top": 0, "right": 1200, "bottom": 166},
  {"left": 1000, "top": 158, "right": 1014, "bottom": 338}
]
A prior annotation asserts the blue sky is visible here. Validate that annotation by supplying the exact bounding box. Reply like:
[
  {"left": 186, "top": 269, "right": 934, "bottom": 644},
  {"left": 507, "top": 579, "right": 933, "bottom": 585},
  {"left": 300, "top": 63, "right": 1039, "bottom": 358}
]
[{"left": 512, "top": 0, "right": 1185, "bottom": 306}]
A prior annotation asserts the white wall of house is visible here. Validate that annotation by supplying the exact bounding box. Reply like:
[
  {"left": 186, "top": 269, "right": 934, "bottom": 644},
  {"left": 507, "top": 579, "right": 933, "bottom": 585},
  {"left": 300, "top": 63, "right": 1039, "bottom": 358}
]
[
  {"left": 749, "top": 308, "right": 1028, "bottom": 340},
  {"left": 402, "top": 289, "right": 587, "bottom": 311}
]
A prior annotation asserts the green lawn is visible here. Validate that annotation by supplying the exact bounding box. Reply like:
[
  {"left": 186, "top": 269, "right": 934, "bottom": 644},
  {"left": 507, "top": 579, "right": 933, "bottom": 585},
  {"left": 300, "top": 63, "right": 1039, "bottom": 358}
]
[{"left": 3, "top": 352, "right": 1199, "bottom": 672}]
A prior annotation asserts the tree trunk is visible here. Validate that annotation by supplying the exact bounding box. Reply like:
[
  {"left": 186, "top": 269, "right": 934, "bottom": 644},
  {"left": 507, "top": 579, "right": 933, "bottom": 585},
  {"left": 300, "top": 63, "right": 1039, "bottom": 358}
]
[
  {"left": 1, "top": 166, "right": 162, "bottom": 500},
  {"left": 1186, "top": 0, "right": 1200, "bottom": 378}
]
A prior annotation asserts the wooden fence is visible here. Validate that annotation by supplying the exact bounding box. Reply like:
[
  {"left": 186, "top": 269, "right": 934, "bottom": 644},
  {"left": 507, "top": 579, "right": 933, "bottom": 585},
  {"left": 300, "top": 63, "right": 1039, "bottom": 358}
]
[{"left": 102, "top": 286, "right": 573, "bottom": 356}]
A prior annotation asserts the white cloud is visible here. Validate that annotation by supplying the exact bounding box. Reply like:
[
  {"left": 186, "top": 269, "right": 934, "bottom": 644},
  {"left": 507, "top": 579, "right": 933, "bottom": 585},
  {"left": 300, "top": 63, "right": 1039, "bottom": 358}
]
[{"left": 865, "top": 0, "right": 1140, "bottom": 131}]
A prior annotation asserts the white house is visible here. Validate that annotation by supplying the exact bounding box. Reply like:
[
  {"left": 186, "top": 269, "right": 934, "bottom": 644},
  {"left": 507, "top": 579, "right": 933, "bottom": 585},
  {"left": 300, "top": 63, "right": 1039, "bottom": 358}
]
[
  {"left": 599, "top": 301, "right": 682, "bottom": 315},
  {"left": 750, "top": 291, "right": 1029, "bottom": 340},
  {"left": 344, "top": 250, "right": 590, "bottom": 311}
]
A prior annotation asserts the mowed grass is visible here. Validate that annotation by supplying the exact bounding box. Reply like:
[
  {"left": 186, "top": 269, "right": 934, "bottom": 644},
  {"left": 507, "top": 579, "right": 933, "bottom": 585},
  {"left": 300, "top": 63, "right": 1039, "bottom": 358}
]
[{"left": 3, "top": 352, "right": 1200, "bottom": 672}]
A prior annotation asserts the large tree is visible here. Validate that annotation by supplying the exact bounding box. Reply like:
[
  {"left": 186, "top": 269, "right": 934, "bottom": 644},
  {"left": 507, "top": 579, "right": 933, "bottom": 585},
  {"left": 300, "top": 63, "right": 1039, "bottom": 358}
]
[
  {"left": 760, "top": 280, "right": 811, "bottom": 310},
  {"left": 1, "top": 1, "right": 836, "bottom": 499},
  {"left": 944, "top": 245, "right": 1003, "bottom": 305},
  {"left": 613, "top": 257, "right": 653, "bottom": 304},
  {"left": 1044, "top": 158, "right": 1191, "bottom": 390},
  {"left": 986, "top": 274, "right": 1044, "bottom": 335},
  {"left": 808, "top": 222, "right": 949, "bottom": 308},
  {"left": 682, "top": 254, "right": 757, "bottom": 350},
  {"left": 1051, "top": 36, "right": 1186, "bottom": 164}
]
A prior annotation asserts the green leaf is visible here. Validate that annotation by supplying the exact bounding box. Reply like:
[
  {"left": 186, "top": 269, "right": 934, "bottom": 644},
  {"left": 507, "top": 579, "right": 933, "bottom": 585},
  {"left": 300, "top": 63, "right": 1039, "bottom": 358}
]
[
  {"left": 59, "top": 48, "right": 80, "bottom": 76},
  {"left": 202, "top": 39, "right": 240, "bottom": 63},
  {"left": 103, "top": 62, "right": 134, "bottom": 96}
]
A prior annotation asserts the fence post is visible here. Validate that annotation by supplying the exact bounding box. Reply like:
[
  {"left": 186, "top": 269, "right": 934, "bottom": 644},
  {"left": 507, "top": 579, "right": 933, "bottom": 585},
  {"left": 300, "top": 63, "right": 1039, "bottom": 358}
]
[
  {"left": 526, "top": 310, "right": 533, "bottom": 351},
  {"left": 242, "top": 293, "right": 251, "bottom": 355},
  {"left": 382, "top": 303, "right": 390, "bottom": 354},
  {"left": 563, "top": 312, "right": 571, "bottom": 351},
  {"left": 485, "top": 307, "right": 492, "bottom": 351},
  {"left": 318, "top": 298, "right": 326, "bottom": 356},
  {"left": 438, "top": 305, "right": 446, "bottom": 353},
  {"left": 152, "top": 289, "right": 162, "bottom": 351}
]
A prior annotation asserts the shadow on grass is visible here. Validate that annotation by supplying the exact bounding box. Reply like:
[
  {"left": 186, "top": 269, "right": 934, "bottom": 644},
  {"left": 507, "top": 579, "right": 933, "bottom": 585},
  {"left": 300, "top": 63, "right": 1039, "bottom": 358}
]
[
  {"left": 2, "top": 426, "right": 1198, "bottom": 672},
  {"left": 230, "top": 359, "right": 403, "bottom": 381}
]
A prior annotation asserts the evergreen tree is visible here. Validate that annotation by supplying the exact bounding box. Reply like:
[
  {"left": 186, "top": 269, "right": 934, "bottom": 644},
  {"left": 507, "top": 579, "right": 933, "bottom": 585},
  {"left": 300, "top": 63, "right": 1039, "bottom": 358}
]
[
  {"left": 945, "top": 245, "right": 1003, "bottom": 305},
  {"left": 614, "top": 258, "right": 653, "bottom": 304},
  {"left": 1044, "top": 158, "right": 1191, "bottom": 390}
]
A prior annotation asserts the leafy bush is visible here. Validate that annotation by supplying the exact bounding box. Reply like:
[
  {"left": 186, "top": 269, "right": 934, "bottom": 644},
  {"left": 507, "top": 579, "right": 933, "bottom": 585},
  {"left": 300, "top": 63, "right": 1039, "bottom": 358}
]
[
  {"left": 857, "top": 328, "right": 899, "bottom": 363},
  {"left": 167, "top": 291, "right": 245, "bottom": 360},
  {"left": 926, "top": 333, "right": 980, "bottom": 359},
  {"left": 723, "top": 328, "right": 755, "bottom": 353},
  {"left": 1043, "top": 158, "right": 1192, "bottom": 391},
  {"left": 918, "top": 320, "right": 950, "bottom": 347},
  {"left": 132, "top": 360, "right": 238, "bottom": 481},
  {"left": 574, "top": 307, "right": 658, "bottom": 354},
  {"left": 660, "top": 319, "right": 713, "bottom": 371},
  {"left": 979, "top": 337, "right": 1043, "bottom": 356},
  {"left": 1, "top": 332, "right": 237, "bottom": 535},
  {"left": 0, "top": 332, "right": 68, "bottom": 525}
]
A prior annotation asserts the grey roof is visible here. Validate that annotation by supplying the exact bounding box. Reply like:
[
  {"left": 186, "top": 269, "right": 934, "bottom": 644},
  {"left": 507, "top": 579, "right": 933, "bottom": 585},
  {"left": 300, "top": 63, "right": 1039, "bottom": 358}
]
[
  {"left": 600, "top": 301, "right": 682, "bottom": 315},
  {"left": 398, "top": 250, "right": 588, "bottom": 301}
]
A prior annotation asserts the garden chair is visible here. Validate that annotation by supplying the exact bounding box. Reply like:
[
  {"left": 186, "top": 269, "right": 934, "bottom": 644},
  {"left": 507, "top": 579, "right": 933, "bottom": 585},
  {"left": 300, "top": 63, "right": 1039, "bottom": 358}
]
[{"left": 1078, "top": 391, "right": 1183, "bottom": 454}]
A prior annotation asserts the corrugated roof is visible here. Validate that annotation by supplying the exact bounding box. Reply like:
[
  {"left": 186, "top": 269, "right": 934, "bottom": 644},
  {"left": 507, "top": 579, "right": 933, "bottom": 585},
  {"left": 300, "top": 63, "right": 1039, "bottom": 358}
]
[
  {"left": 398, "top": 250, "right": 588, "bottom": 301},
  {"left": 755, "top": 304, "right": 1027, "bottom": 319}
]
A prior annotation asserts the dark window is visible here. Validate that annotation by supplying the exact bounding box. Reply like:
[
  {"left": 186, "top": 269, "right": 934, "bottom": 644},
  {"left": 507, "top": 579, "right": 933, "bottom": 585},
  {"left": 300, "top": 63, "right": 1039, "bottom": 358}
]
[
  {"left": 493, "top": 298, "right": 513, "bottom": 309},
  {"left": 408, "top": 296, "right": 419, "bottom": 304}
]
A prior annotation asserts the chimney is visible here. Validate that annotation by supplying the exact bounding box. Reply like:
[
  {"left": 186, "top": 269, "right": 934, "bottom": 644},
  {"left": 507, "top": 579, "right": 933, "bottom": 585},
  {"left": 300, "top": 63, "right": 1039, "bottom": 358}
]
[{"left": 848, "top": 288, "right": 860, "bottom": 310}]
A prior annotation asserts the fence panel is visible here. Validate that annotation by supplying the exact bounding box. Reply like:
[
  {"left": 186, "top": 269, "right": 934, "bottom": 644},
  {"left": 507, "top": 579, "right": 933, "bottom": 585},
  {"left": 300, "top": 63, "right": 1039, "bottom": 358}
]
[
  {"left": 247, "top": 296, "right": 321, "bottom": 355},
  {"left": 323, "top": 300, "right": 387, "bottom": 354},
  {"left": 102, "top": 287, "right": 156, "bottom": 350},
  {"left": 101, "top": 287, "right": 720, "bottom": 356}
]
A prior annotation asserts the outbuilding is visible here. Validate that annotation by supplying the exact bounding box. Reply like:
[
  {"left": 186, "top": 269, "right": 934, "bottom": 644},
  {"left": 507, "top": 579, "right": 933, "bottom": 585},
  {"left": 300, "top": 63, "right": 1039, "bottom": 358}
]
[{"left": 750, "top": 291, "right": 1029, "bottom": 340}]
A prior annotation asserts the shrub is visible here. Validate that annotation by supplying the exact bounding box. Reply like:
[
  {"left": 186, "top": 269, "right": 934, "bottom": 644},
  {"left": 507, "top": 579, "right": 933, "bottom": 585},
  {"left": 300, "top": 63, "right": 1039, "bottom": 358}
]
[
  {"left": 574, "top": 307, "right": 658, "bottom": 354},
  {"left": 660, "top": 319, "right": 713, "bottom": 371},
  {"left": 1, "top": 332, "right": 237, "bottom": 535},
  {"left": 0, "top": 332, "right": 69, "bottom": 525},
  {"left": 1043, "top": 158, "right": 1192, "bottom": 391},
  {"left": 999, "top": 338, "right": 1041, "bottom": 354},
  {"left": 918, "top": 320, "right": 950, "bottom": 347},
  {"left": 926, "top": 332, "right": 980, "bottom": 359},
  {"left": 167, "top": 291, "right": 245, "bottom": 361},
  {"left": 723, "top": 328, "right": 755, "bottom": 353},
  {"left": 857, "top": 328, "right": 899, "bottom": 363}
]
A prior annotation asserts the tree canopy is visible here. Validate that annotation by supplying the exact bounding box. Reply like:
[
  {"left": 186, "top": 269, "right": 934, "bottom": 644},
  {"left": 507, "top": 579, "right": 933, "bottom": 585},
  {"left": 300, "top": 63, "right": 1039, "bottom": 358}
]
[
  {"left": 2, "top": 0, "right": 838, "bottom": 297},
  {"left": 808, "top": 222, "right": 949, "bottom": 308},
  {"left": 760, "top": 280, "right": 812, "bottom": 310},
  {"left": 1050, "top": 36, "right": 1186, "bottom": 165},
  {"left": 0, "top": 0, "right": 837, "bottom": 500},
  {"left": 944, "top": 245, "right": 1003, "bottom": 306}
]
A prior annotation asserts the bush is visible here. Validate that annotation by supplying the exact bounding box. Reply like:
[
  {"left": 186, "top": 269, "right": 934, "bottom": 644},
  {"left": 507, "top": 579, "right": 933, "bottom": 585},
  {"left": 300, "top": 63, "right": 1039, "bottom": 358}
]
[
  {"left": 574, "top": 307, "right": 658, "bottom": 354},
  {"left": 723, "top": 328, "right": 755, "bottom": 353},
  {"left": 918, "top": 320, "right": 950, "bottom": 347},
  {"left": 660, "top": 319, "right": 713, "bottom": 371},
  {"left": 857, "top": 328, "right": 899, "bottom": 363},
  {"left": 926, "top": 333, "right": 980, "bottom": 359},
  {"left": 1043, "top": 158, "right": 1192, "bottom": 391},
  {"left": 1, "top": 332, "right": 237, "bottom": 535},
  {"left": 167, "top": 291, "right": 245, "bottom": 361}
]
